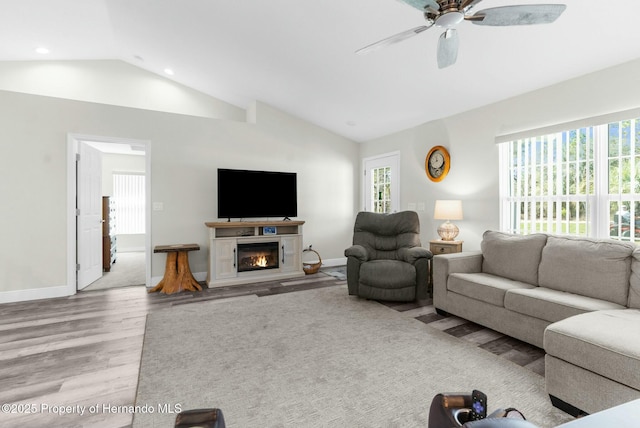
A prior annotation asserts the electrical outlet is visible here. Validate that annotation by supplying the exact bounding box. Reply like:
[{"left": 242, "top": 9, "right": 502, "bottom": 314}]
[{"left": 153, "top": 202, "right": 164, "bottom": 211}]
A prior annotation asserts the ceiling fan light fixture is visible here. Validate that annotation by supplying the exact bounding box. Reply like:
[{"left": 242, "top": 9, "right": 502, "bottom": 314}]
[
  {"left": 435, "top": 11, "right": 464, "bottom": 28},
  {"left": 359, "top": 1, "right": 567, "bottom": 69}
]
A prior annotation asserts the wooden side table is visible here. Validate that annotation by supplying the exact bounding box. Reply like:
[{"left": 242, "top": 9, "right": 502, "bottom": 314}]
[
  {"left": 149, "top": 244, "right": 202, "bottom": 294},
  {"left": 428, "top": 240, "right": 463, "bottom": 296},
  {"left": 429, "top": 239, "right": 463, "bottom": 255}
]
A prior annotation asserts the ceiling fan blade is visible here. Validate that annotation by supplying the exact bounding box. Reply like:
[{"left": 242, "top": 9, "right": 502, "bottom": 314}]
[
  {"left": 437, "top": 28, "right": 459, "bottom": 69},
  {"left": 459, "top": 0, "right": 484, "bottom": 12},
  {"left": 355, "top": 25, "right": 431, "bottom": 55},
  {"left": 396, "top": 0, "right": 441, "bottom": 13},
  {"left": 468, "top": 4, "right": 567, "bottom": 26}
]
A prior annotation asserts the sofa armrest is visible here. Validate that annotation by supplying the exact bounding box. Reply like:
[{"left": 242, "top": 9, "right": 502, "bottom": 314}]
[
  {"left": 433, "top": 251, "right": 483, "bottom": 307},
  {"left": 345, "top": 245, "right": 368, "bottom": 296},
  {"left": 434, "top": 251, "right": 483, "bottom": 274}
]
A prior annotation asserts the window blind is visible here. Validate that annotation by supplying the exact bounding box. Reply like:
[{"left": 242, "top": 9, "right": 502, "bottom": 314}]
[{"left": 113, "top": 172, "right": 145, "bottom": 234}]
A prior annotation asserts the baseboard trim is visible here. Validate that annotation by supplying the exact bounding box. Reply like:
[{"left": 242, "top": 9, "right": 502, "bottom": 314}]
[
  {"left": 0, "top": 285, "right": 73, "bottom": 304},
  {"left": 318, "top": 257, "right": 346, "bottom": 268}
]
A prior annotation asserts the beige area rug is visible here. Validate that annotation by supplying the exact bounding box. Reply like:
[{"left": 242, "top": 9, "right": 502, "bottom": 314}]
[
  {"left": 133, "top": 285, "right": 573, "bottom": 427},
  {"left": 83, "top": 251, "right": 146, "bottom": 291}
]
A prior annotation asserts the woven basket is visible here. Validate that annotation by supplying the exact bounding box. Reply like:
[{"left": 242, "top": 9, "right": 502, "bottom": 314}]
[{"left": 302, "top": 248, "right": 322, "bottom": 275}]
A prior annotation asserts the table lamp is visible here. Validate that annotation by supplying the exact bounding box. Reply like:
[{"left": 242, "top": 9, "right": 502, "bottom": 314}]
[{"left": 434, "top": 200, "right": 463, "bottom": 241}]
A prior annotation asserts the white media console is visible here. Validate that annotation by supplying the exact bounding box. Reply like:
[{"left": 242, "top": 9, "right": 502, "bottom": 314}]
[{"left": 204, "top": 220, "right": 305, "bottom": 287}]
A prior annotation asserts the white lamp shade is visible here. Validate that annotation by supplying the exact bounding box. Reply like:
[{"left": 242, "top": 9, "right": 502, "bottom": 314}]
[{"left": 434, "top": 200, "right": 463, "bottom": 220}]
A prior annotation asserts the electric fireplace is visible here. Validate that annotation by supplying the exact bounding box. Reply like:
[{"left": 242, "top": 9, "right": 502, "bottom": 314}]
[
  {"left": 237, "top": 242, "right": 279, "bottom": 272},
  {"left": 205, "top": 220, "right": 305, "bottom": 288}
]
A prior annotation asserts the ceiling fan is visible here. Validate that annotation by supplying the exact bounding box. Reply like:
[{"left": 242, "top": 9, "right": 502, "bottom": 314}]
[{"left": 356, "top": 0, "right": 566, "bottom": 68}]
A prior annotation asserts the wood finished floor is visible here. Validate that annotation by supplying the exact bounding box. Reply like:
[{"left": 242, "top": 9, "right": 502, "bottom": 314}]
[{"left": 0, "top": 271, "right": 545, "bottom": 427}]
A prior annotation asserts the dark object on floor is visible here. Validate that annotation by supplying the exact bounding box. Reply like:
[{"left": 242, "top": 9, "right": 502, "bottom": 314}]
[
  {"left": 548, "top": 395, "right": 589, "bottom": 418},
  {"left": 174, "top": 408, "right": 225, "bottom": 428},
  {"left": 345, "top": 211, "right": 432, "bottom": 301},
  {"left": 428, "top": 392, "right": 537, "bottom": 428}
]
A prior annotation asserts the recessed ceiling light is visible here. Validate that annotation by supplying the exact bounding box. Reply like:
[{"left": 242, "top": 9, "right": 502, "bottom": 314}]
[
  {"left": 35, "top": 47, "right": 50, "bottom": 54},
  {"left": 164, "top": 68, "right": 174, "bottom": 76}
]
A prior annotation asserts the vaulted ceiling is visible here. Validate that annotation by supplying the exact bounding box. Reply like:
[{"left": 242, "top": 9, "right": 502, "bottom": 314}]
[{"left": 2, "top": 0, "right": 640, "bottom": 141}]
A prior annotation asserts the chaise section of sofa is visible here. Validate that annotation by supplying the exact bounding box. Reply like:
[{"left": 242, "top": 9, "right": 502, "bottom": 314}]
[
  {"left": 545, "top": 309, "right": 640, "bottom": 415},
  {"left": 433, "top": 230, "right": 640, "bottom": 415}
]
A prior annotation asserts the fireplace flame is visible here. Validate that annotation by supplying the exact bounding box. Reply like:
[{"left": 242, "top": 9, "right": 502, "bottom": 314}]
[{"left": 239, "top": 248, "right": 276, "bottom": 271}]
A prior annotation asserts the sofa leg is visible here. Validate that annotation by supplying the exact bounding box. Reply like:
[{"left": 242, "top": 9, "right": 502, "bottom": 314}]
[
  {"left": 435, "top": 308, "right": 449, "bottom": 317},
  {"left": 549, "top": 395, "right": 589, "bottom": 418}
]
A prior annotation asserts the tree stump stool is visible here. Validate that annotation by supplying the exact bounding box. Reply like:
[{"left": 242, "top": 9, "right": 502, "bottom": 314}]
[{"left": 149, "top": 244, "right": 202, "bottom": 294}]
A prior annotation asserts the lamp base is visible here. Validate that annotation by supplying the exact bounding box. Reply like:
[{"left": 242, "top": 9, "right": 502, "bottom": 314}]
[{"left": 437, "top": 221, "right": 459, "bottom": 241}]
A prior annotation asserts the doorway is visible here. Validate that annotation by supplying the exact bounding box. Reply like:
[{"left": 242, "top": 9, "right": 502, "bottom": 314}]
[
  {"left": 67, "top": 134, "right": 151, "bottom": 294},
  {"left": 363, "top": 152, "right": 400, "bottom": 213}
]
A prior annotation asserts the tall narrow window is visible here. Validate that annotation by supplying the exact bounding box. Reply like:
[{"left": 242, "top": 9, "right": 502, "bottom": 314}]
[
  {"left": 500, "top": 116, "right": 640, "bottom": 243},
  {"left": 113, "top": 172, "right": 145, "bottom": 234},
  {"left": 607, "top": 118, "right": 640, "bottom": 241},
  {"left": 372, "top": 166, "right": 392, "bottom": 214},
  {"left": 363, "top": 152, "right": 400, "bottom": 213}
]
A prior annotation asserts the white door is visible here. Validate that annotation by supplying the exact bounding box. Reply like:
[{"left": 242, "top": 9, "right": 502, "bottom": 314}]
[
  {"left": 363, "top": 152, "right": 400, "bottom": 213},
  {"left": 77, "top": 143, "right": 103, "bottom": 289}
]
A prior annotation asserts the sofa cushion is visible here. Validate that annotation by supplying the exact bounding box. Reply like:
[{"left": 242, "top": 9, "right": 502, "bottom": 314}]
[
  {"left": 505, "top": 287, "right": 625, "bottom": 323},
  {"left": 538, "top": 235, "right": 634, "bottom": 306},
  {"left": 544, "top": 309, "right": 640, "bottom": 391},
  {"left": 359, "top": 259, "right": 415, "bottom": 289},
  {"left": 448, "top": 272, "right": 535, "bottom": 307},
  {"left": 629, "top": 248, "right": 640, "bottom": 309},
  {"left": 481, "top": 230, "right": 547, "bottom": 285}
]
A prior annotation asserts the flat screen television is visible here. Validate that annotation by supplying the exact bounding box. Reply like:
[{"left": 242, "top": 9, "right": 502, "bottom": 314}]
[{"left": 217, "top": 168, "right": 297, "bottom": 220}]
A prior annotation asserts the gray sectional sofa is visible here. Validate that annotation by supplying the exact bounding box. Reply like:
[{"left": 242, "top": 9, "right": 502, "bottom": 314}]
[{"left": 432, "top": 230, "right": 640, "bottom": 416}]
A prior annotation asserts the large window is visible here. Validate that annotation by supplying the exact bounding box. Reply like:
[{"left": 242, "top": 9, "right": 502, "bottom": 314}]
[
  {"left": 113, "top": 172, "right": 145, "bottom": 234},
  {"left": 500, "top": 117, "right": 640, "bottom": 243}
]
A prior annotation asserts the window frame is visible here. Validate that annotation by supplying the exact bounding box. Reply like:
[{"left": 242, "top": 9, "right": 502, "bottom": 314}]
[
  {"left": 362, "top": 151, "right": 400, "bottom": 213},
  {"left": 499, "top": 117, "right": 640, "bottom": 243}
]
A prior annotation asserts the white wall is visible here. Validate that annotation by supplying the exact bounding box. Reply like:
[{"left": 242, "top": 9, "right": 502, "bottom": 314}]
[
  {"left": 0, "top": 60, "right": 245, "bottom": 123},
  {"left": 101, "top": 153, "right": 146, "bottom": 196},
  {"left": 4, "top": 56, "right": 640, "bottom": 302},
  {"left": 0, "top": 61, "right": 359, "bottom": 302},
  {"left": 361, "top": 58, "right": 640, "bottom": 251}
]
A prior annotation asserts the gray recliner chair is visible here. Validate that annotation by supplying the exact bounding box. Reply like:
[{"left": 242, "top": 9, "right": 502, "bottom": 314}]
[{"left": 344, "top": 211, "right": 432, "bottom": 301}]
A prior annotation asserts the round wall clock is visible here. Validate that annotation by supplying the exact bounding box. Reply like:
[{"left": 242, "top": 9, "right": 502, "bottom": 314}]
[{"left": 425, "top": 145, "right": 450, "bottom": 182}]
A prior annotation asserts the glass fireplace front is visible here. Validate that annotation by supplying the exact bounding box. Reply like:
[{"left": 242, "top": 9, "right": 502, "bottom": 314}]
[{"left": 237, "top": 241, "right": 279, "bottom": 272}]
